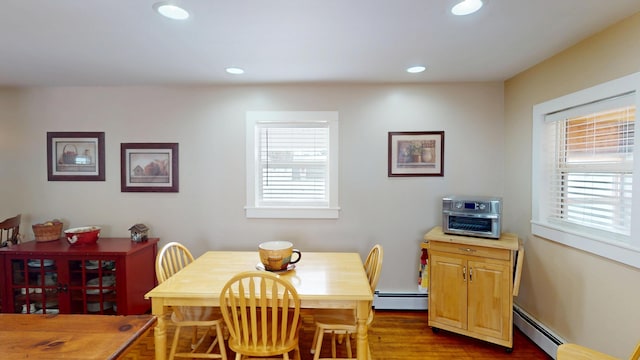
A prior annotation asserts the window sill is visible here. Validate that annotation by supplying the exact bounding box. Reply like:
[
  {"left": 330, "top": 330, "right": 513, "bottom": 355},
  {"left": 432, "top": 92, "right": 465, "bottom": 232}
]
[
  {"left": 531, "top": 221, "right": 640, "bottom": 269},
  {"left": 245, "top": 207, "right": 340, "bottom": 219}
]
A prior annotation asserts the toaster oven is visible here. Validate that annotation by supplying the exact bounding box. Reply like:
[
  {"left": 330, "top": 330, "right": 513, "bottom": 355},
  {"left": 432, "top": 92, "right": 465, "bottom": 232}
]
[{"left": 442, "top": 196, "right": 502, "bottom": 239}]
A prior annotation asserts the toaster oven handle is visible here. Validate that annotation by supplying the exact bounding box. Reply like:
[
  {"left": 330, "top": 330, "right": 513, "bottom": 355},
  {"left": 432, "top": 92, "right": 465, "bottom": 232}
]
[{"left": 443, "top": 211, "right": 500, "bottom": 219}]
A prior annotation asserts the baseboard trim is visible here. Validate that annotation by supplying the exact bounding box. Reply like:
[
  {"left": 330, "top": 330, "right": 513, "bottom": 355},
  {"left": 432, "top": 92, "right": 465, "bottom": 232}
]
[
  {"left": 373, "top": 291, "right": 428, "bottom": 310},
  {"left": 513, "top": 304, "right": 564, "bottom": 359}
]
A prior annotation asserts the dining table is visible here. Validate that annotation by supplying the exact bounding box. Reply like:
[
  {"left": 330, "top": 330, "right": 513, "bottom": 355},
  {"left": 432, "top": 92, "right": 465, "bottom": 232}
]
[
  {"left": 145, "top": 251, "right": 374, "bottom": 360},
  {"left": 0, "top": 313, "right": 156, "bottom": 359}
]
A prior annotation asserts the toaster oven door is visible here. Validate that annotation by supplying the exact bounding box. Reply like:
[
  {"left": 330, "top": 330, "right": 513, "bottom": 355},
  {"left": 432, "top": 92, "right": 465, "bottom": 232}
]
[{"left": 443, "top": 213, "right": 500, "bottom": 238}]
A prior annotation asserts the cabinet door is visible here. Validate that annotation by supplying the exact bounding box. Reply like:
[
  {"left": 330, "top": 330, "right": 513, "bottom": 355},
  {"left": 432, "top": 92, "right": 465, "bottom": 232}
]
[
  {"left": 466, "top": 257, "right": 511, "bottom": 340},
  {"left": 428, "top": 251, "right": 467, "bottom": 330},
  {"left": 68, "top": 258, "right": 118, "bottom": 314},
  {"left": 8, "top": 257, "right": 62, "bottom": 314}
]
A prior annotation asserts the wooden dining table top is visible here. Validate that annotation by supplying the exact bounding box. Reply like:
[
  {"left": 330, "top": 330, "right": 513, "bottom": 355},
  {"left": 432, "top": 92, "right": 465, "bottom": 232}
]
[
  {"left": 0, "top": 313, "right": 156, "bottom": 360},
  {"left": 145, "top": 250, "right": 374, "bottom": 360},
  {"left": 145, "top": 251, "right": 374, "bottom": 307}
]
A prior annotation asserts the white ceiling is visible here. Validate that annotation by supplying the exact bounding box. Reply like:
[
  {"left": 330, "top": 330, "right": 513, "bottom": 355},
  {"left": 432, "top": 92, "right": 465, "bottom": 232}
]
[{"left": 2, "top": 0, "right": 639, "bottom": 86}]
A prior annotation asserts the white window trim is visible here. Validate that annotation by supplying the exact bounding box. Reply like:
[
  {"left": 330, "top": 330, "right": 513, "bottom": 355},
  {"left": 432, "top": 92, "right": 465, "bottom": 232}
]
[
  {"left": 245, "top": 111, "right": 340, "bottom": 219},
  {"left": 532, "top": 72, "right": 640, "bottom": 268}
]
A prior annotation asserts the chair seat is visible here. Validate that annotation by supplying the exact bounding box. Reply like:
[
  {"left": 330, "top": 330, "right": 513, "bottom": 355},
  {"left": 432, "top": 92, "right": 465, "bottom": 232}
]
[
  {"left": 167, "top": 306, "right": 227, "bottom": 359},
  {"left": 557, "top": 341, "right": 640, "bottom": 360},
  {"left": 310, "top": 244, "right": 382, "bottom": 360},
  {"left": 557, "top": 344, "right": 619, "bottom": 360},
  {"left": 172, "top": 306, "right": 223, "bottom": 323},
  {"left": 227, "top": 313, "right": 300, "bottom": 357},
  {"left": 227, "top": 336, "right": 299, "bottom": 357},
  {"left": 312, "top": 309, "right": 356, "bottom": 329}
]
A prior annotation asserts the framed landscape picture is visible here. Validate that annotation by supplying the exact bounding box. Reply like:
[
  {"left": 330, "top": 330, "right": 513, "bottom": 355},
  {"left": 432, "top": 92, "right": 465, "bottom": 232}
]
[
  {"left": 388, "top": 131, "right": 444, "bottom": 177},
  {"left": 120, "top": 143, "right": 179, "bottom": 192},
  {"left": 47, "top": 132, "right": 105, "bottom": 181}
]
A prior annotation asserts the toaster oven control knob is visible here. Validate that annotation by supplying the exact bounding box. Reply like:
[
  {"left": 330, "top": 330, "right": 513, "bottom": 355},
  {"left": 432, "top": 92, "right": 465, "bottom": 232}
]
[
  {"left": 455, "top": 202, "right": 463, "bottom": 209},
  {"left": 479, "top": 203, "right": 486, "bottom": 210}
]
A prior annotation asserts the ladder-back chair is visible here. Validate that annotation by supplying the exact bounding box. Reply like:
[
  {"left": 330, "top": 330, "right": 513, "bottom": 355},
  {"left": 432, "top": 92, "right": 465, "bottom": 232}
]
[
  {"left": 557, "top": 340, "right": 640, "bottom": 360},
  {"left": 310, "top": 244, "right": 383, "bottom": 359},
  {"left": 220, "top": 271, "right": 302, "bottom": 360},
  {"left": 0, "top": 214, "right": 21, "bottom": 247},
  {"left": 156, "top": 242, "right": 227, "bottom": 360}
]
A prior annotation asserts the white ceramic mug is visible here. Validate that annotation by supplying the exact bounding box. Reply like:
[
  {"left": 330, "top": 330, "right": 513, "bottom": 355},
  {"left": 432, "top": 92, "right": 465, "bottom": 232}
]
[{"left": 258, "top": 241, "right": 301, "bottom": 271}]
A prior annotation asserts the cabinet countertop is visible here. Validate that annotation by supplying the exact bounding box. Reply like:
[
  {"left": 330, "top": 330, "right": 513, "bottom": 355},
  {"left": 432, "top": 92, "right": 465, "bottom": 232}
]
[
  {"left": 0, "top": 237, "right": 159, "bottom": 256},
  {"left": 423, "top": 226, "right": 518, "bottom": 251}
]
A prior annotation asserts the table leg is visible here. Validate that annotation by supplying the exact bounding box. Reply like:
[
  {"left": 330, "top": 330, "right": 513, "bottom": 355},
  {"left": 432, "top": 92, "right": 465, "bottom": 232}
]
[
  {"left": 152, "top": 300, "right": 167, "bottom": 360},
  {"left": 355, "top": 300, "right": 369, "bottom": 360}
]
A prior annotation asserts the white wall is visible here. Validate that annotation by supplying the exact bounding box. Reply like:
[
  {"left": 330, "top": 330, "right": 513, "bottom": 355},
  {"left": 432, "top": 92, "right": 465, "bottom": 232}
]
[
  {"left": 505, "top": 12, "right": 640, "bottom": 357},
  {"left": 0, "top": 88, "right": 25, "bottom": 227},
  {"left": 2, "top": 82, "right": 503, "bottom": 293}
]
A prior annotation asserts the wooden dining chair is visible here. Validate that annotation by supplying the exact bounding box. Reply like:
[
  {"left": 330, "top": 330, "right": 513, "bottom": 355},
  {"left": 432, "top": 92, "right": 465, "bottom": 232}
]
[
  {"left": 310, "top": 244, "right": 383, "bottom": 360},
  {"left": 156, "top": 242, "right": 227, "bottom": 360},
  {"left": 557, "top": 340, "right": 640, "bottom": 360},
  {"left": 219, "top": 271, "right": 301, "bottom": 360},
  {"left": 0, "top": 214, "right": 21, "bottom": 247}
]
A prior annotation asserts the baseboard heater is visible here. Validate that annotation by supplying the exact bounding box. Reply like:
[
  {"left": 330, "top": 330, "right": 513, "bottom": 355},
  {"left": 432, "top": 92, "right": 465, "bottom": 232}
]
[
  {"left": 372, "top": 291, "right": 428, "bottom": 310},
  {"left": 513, "top": 304, "right": 565, "bottom": 359}
]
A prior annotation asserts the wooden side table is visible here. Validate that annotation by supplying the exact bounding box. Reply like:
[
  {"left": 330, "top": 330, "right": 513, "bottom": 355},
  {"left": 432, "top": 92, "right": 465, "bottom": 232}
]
[{"left": 424, "top": 226, "right": 524, "bottom": 351}]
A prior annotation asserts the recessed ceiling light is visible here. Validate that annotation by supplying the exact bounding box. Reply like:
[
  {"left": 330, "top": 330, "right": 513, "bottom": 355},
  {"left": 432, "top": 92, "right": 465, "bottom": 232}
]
[
  {"left": 406, "top": 66, "right": 426, "bottom": 74},
  {"left": 451, "top": 0, "right": 483, "bottom": 16},
  {"left": 226, "top": 67, "right": 245, "bottom": 75},
  {"left": 153, "top": 2, "right": 190, "bottom": 20}
]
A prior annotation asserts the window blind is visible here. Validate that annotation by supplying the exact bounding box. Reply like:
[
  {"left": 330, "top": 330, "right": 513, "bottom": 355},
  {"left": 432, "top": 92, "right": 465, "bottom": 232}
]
[
  {"left": 544, "top": 93, "right": 635, "bottom": 236},
  {"left": 256, "top": 122, "right": 329, "bottom": 207}
]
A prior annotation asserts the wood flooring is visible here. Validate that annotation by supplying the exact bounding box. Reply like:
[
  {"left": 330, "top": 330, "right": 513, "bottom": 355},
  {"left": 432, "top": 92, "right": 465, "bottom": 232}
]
[{"left": 122, "top": 310, "right": 553, "bottom": 360}]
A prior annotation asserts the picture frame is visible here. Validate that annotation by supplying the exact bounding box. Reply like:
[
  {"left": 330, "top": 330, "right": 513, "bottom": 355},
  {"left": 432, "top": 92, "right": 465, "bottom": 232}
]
[
  {"left": 47, "top": 132, "right": 105, "bottom": 181},
  {"left": 388, "top": 131, "right": 444, "bottom": 177},
  {"left": 120, "top": 143, "right": 179, "bottom": 192}
]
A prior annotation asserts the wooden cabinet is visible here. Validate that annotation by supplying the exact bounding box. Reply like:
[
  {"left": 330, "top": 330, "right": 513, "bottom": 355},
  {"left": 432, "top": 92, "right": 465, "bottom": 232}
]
[
  {"left": 423, "top": 226, "right": 523, "bottom": 350},
  {"left": 0, "top": 238, "right": 158, "bottom": 315}
]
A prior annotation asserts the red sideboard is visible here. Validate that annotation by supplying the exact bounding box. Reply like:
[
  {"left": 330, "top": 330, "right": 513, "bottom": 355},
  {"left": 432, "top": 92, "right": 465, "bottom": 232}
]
[{"left": 0, "top": 237, "right": 158, "bottom": 315}]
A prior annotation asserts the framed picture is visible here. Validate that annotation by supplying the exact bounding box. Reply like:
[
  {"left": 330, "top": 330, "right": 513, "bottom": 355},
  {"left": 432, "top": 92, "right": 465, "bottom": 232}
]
[
  {"left": 388, "top": 131, "right": 444, "bottom": 177},
  {"left": 121, "top": 143, "right": 179, "bottom": 192},
  {"left": 47, "top": 132, "right": 105, "bottom": 181}
]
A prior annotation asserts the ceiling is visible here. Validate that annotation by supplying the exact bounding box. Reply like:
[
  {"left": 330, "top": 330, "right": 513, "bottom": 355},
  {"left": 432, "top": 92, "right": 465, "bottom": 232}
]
[{"left": 2, "top": 0, "right": 640, "bottom": 87}]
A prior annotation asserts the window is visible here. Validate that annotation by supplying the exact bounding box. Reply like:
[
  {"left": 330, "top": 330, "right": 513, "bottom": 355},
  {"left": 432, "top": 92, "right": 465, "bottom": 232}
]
[
  {"left": 245, "top": 111, "right": 340, "bottom": 219},
  {"left": 548, "top": 96, "right": 634, "bottom": 235},
  {"left": 532, "top": 72, "right": 640, "bottom": 268}
]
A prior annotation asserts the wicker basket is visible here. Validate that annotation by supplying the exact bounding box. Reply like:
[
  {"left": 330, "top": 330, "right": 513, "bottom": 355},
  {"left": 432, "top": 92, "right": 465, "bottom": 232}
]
[{"left": 33, "top": 223, "right": 63, "bottom": 242}]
